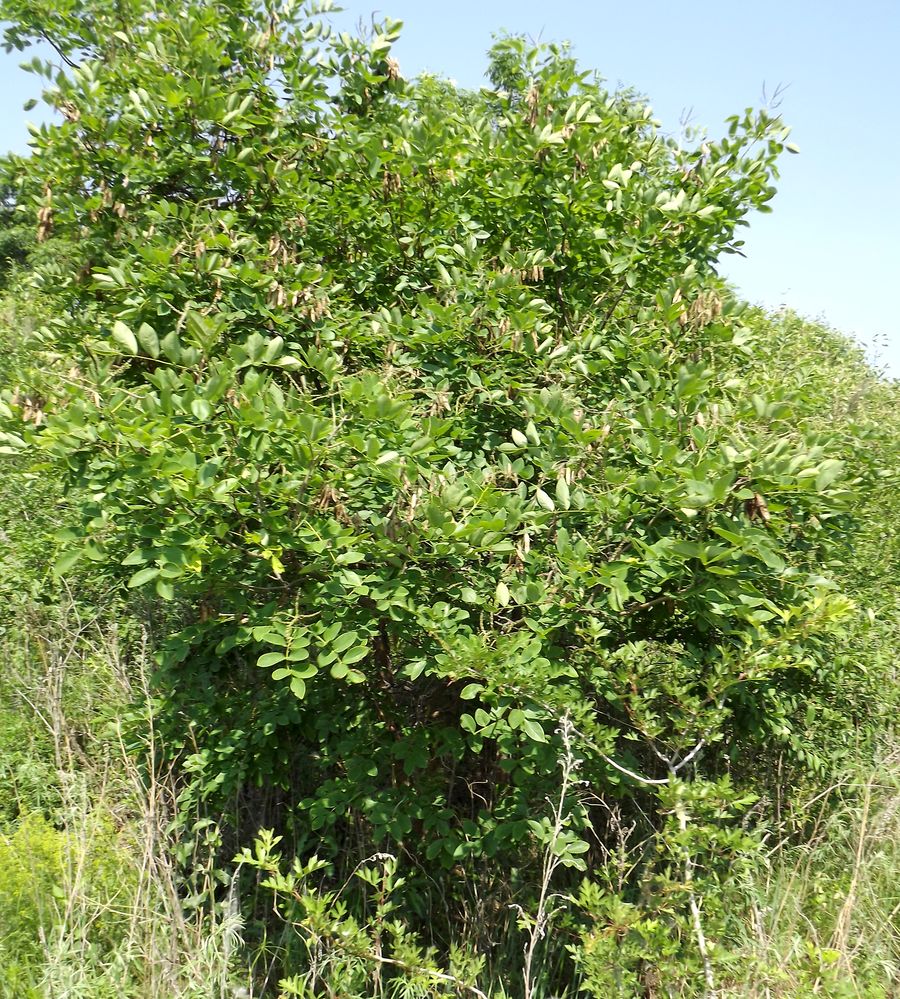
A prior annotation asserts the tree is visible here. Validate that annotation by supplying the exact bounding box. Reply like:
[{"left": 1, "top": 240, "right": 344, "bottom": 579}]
[{"left": 0, "top": 1, "right": 879, "bottom": 990}]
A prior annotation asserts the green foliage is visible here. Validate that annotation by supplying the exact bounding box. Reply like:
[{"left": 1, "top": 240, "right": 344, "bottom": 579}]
[
  {"left": 0, "top": 595, "right": 250, "bottom": 998},
  {"left": 0, "top": 811, "right": 137, "bottom": 995},
  {"left": 0, "top": 1, "right": 897, "bottom": 995},
  {"left": 0, "top": 172, "right": 34, "bottom": 291},
  {"left": 240, "top": 830, "right": 496, "bottom": 997},
  {"left": 0, "top": 813, "right": 65, "bottom": 990}
]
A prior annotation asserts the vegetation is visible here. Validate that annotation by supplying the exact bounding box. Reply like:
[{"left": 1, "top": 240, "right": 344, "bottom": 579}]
[{"left": 0, "top": 1, "right": 897, "bottom": 995}]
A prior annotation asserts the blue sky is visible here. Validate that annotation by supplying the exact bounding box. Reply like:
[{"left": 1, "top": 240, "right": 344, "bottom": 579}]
[{"left": 2, "top": 0, "right": 898, "bottom": 376}]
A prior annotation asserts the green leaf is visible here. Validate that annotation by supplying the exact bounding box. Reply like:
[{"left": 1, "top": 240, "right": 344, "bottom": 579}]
[
  {"left": 128, "top": 566, "right": 160, "bottom": 588},
  {"left": 521, "top": 718, "right": 546, "bottom": 742},
  {"left": 460, "top": 683, "right": 482, "bottom": 700},
  {"left": 335, "top": 550, "right": 365, "bottom": 564},
  {"left": 331, "top": 631, "right": 359, "bottom": 654},
  {"left": 320, "top": 622, "right": 341, "bottom": 643},
  {"left": 404, "top": 660, "right": 427, "bottom": 680},
  {"left": 712, "top": 526, "right": 747, "bottom": 548},
  {"left": 52, "top": 549, "right": 82, "bottom": 577},
  {"left": 754, "top": 545, "right": 785, "bottom": 572},
  {"left": 0, "top": 432, "right": 27, "bottom": 449},
  {"left": 137, "top": 323, "right": 160, "bottom": 358},
  {"left": 815, "top": 460, "right": 843, "bottom": 491},
  {"left": 112, "top": 320, "right": 138, "bottom": 354},
  {"left": 190, "top": 398, "right": 213, "bottom": 421},
  {"left": 257, "top": 652, "right": 286, "bottom": 668},
  {"left": 160, "top": 330, "right": 182, "bottom": 362},
  {"left": 535, "top": 487, "right": 555, "bottom": 512}
]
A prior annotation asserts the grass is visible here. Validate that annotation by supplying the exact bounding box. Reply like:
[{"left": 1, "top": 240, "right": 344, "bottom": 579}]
[
  {"left": 0, "top": 596, "right": 248, "bottom": 998},
  {"left": 721, "top": 752, "right": 900, "bottom": 997}
]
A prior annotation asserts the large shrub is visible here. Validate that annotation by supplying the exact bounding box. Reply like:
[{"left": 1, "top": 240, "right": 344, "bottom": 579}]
[{"left": 2, "top": 1, "right": 891, "bottom": 991}]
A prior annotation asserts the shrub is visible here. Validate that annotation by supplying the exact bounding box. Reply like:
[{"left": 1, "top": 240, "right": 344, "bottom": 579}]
[{"left": 1, "top": 1, "right": 896, "bottom": 993}]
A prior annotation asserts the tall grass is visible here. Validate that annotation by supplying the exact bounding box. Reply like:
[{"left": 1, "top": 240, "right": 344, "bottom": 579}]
[
  {"left": 720, "top": 750, "right": 900, "bottom": 997},
  {"left": 0, "top": 596, "right": 249, "bottom": 998}
]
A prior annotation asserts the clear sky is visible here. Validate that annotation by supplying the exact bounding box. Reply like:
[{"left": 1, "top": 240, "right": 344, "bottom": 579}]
[{"left": 2, "top": 0, "right": 898, "bottom": 377}]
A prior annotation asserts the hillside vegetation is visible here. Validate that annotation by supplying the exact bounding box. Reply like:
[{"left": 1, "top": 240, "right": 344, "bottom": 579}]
[{"left": 0, "top": 2, "right": 898, "bottom": 996}]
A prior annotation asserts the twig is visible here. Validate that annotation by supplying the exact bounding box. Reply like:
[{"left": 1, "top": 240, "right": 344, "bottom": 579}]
[
  {"left": 623, "top": 584, "right": 695, "bottom": 616},
  {"left": 522, "top": 714, "right": 580, "bottom": 999},
  {"left": 596, "top": 750, "right": 671, "bottom": 786},
  {"left": 39, "top": 30, "right": 79, "bottom": 70},
  {"left": 672, "top": 737, "right": 706, "bottom": 773},
  {"left": 676, "top": 794, "right": 718, "bottom": 998}
]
